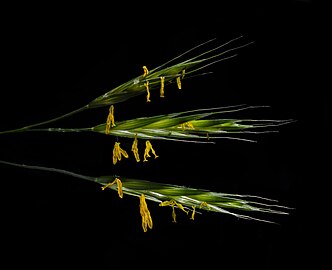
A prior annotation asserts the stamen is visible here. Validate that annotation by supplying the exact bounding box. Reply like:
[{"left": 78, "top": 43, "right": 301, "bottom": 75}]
[
  {"left": 139, "top": 194, "right": 153, "bottom": 232},
  {"left": 101, "top": 177, "right": 123, "bottom": 198},
  {"left": 191, "top": 206, "right": 196, "bottom": 220},
  {"left": 142, "top": 66, "right": 149, "bottom": 77},
  {"left": 159, "top": 199, "right": 188, "bottom": 223},
  {"left": 143, "top": 140, "right": 158, "bottom": 162},
  {"left": 105, "top": 105, "right": 116, "bottom": 134},
  {"left": 144, "top": 81, "right": 151, "bottom": 102},
  {"left": 176, "top": 76, "right": 182, "bottom": 90},
  {"left": 131, "top": 134, "right": 140, "bottom": 162},
  {"left": 180, "top": 121, "right": 194, "bottom": 130},
  {"left": 171, "top": 205, "right": 176, "bottom": 222},
  {"left": 112, "top": 142, "right": 129, "bottom": 165},
  {"left": 199, "top": 201, "right": 210, "bottom": 210},
  {"left": 160, "top": 76, "right": 165, "bottom": 98}
]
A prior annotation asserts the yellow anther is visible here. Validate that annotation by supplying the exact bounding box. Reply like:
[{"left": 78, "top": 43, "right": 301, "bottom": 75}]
[
  {"left": 176, "top": 76, "right": 182, "bottom": 90},
  {"left": 105, "top": 105, "right": 116, "bottom": 134},
  {"left": 159, "top": 200, "right": 172, "bottom": 207},
  {"left": 142, "top": 66, "right": 149, "bottom": 77},
  {"left": 171, "top": 206, "right": 177, "bottom": 222},
  {"left": 143, "top": 140, "right": 158, "bottom": 162},
  {"left": 159, "top": 200, "right": 177, "bottom": 222},
  {"left": 131, "top": 134, "right": 140, "bottom": 162},
  {"left": 139, "top": 194, "right": 153, "bottom": 232},
  {"left": 180, "top": 121, "right": 194, "bottom": 130},
  {"left": 160, "top": 76, "right": 165, "bottom": 98},
  {"left": 144, "top": 81, "right": 151, "bottom": 102},
  {"left": 199, "top": 201, "right": 210, "bottom": 210},
  {"left": 159, "top": 199, "right": 188, "bottom": 223},
  {"left": 112, "top": 142, "right": 129, "bottom": 165},
  {"left": 101, "top": 177, "right": 123, "bottom": 198},
  {"left": 191, "top": 206, "right": 196, "bottom": 220}
]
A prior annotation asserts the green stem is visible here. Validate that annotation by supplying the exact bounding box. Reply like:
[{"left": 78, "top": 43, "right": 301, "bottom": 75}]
[
  {"left": 0, "top": 105, "right": 89, "bottom": 135},
  {"left": 0, "top": 159, "right": 98, "bottom": 183}
]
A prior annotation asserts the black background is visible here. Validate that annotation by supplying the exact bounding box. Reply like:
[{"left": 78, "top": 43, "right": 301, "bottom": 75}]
[{"left": 1, "top": 1, "right": 324, "bottom": 269}]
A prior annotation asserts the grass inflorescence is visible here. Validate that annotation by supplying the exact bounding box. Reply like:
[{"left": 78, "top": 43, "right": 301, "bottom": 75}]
[
  {"left": 8, "top": 104, "right": 294, "bottom": 165},
  {"left": 0, "top": 159, "right": 294, "bottom": 232}
]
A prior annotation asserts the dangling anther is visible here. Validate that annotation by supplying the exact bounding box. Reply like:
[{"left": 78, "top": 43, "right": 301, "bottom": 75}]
[
  {"left": 101, "top": 177, "right": 123, "bottom": 198},
  {"left": 144, "top": 81, "right": 151, "bottom": 102},
  {"left": 131, "top": 134, "right": 140, "bottom": 162},
  {"left": 142, "top": 66, "right": 149, "bottom": 77},
  {"left": 159, "top": 199, "right": 189, "bottom": 223},
  {"left": 105, "top": 105, "right": 116, "bottom": 135},
  {"left": 176, "top": 76, "right": 182, "bottom": 90},
  {"left": 139, "top": 194, "right": 153, "bottom": 232},
  {"left": 143, "top": 140, "right": 158, "bottom": 162},
  {"left": 190, "top": 206, "right": 196, "bottom": 220},
  {"left": 160, "top": 76, "right": 165, "bottom": 98},
  {"left": 112, "top": 142, "right": 129, "bottom": 165}
]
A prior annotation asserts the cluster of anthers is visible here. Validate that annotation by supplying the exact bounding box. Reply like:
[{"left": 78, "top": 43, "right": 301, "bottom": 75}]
[
  {"left": 105, "top": 65, "right": 186, "bottom": 165},
  {"left": 142, "top": 65, "right": 185, "bottom": 102},
  {"left": 111, "top": 135, "right": 159, "bottom": 165},
  {"left": 101, "top": 177, "right": 210, "bottom": 232},
  {"left": 100, "top": 66, "right": 204, "bottom": 231}
]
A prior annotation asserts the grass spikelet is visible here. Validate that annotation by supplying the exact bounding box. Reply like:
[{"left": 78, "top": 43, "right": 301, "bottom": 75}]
[
  {"left": 87, "top": 36, "right": 253, "bottom": 108},
  {"left": 24, "top": 104, "right": 295, "bottom": 144},
  {"left": 0, "top": 159, "right": 294, "bottom": 231}
]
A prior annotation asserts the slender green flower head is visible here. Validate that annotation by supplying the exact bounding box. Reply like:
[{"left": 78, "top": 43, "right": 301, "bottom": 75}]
[
  {"left": 36, "top": 104, "right": 294, "bottom": 144},
  {"left": 93, "top": 104, "right": 294, "bottom": 143},
  {"left": 21, "top": 104, "right": 294, "bottom": 165},
  {"left": 87, "top": 36, "right": 252, "bottom": 108},
  {"left": 97, "top": 175, "right": 292, "bottom": 228},
  {"left": 0, "top": 160, "right": 294, "bottom": 232}
]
